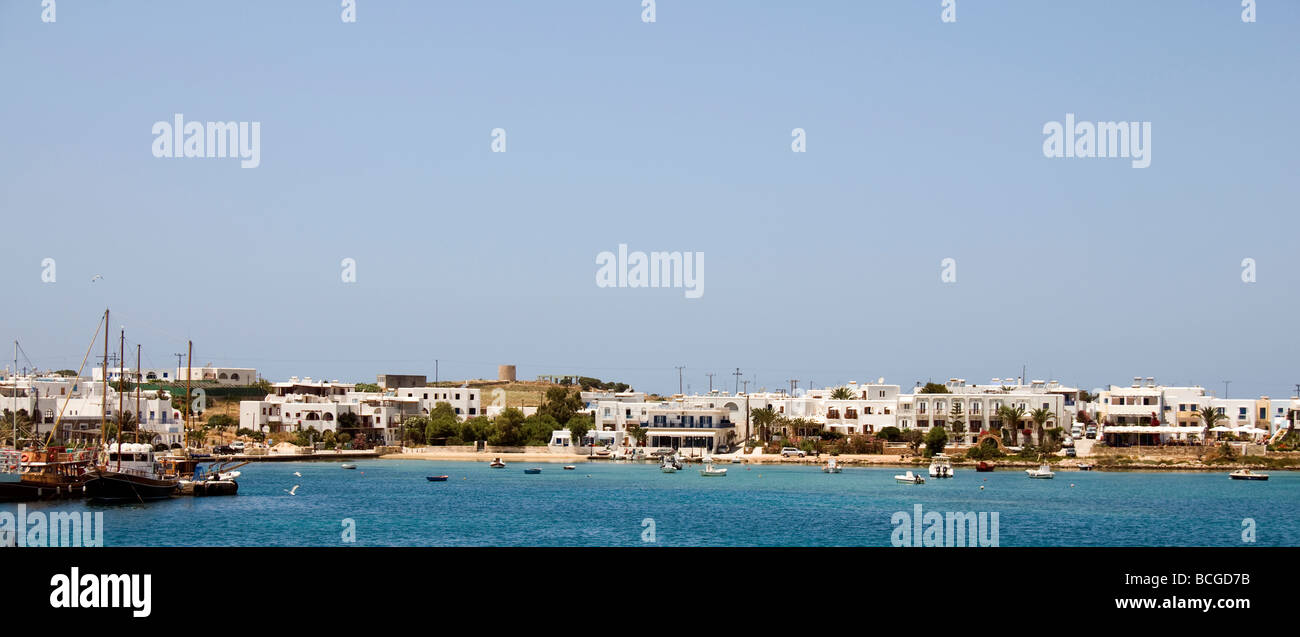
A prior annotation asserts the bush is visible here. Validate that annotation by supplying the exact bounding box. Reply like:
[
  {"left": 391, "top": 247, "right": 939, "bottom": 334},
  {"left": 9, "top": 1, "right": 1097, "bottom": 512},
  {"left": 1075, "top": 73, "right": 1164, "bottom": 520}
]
[{"left": 877, "top": 426, "right": 902, "bottom": 441}]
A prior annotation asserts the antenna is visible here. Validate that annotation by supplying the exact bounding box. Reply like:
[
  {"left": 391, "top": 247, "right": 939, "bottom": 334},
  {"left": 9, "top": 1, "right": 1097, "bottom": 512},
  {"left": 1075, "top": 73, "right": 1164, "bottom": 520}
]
[
  {"left": 732, "top": 368, "right": 743, "bottom": 394},
  {"left": 675, "top": 366, "right": 685, "bottom": 395},
  {"left": 706, "top": 373, "right": 715, "bottom": 393},
  {"left": 1223, "top": 380, "right": 1231, "bottom": 399}
]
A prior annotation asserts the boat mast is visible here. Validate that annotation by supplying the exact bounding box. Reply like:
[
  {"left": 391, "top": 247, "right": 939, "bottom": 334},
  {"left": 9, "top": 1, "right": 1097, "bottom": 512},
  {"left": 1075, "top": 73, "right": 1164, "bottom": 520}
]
[
  {"left": 100, "top": 309, "right": 108, "bottom": 466},
  {"left": 117, "top": 327, "right": 124, "bottom": 472},
  {"left": 10, "top": 340, "right": 16, "bottom": 449},
  {"left": 136, "top": 344, "right": 142, "bottom": 445},
  {"left": 185, "top": 340, "right": 192, "bottom": 451}
]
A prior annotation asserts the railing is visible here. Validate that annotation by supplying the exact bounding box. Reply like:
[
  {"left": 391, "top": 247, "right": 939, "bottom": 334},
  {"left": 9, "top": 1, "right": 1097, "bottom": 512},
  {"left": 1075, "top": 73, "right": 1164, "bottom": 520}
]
[{"left": 1, "top": 449, "right": 20, "bottom": 474}]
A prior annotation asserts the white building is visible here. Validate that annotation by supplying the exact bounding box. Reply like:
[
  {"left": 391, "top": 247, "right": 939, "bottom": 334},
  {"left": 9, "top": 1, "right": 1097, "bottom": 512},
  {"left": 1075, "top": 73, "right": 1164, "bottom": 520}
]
[
  {"left": 904, "top": 378, "right": 1073, "bottom": 446},
  {"left": 176, "top": 365, "right": 257, "bottom": 386},
  {"left": 0, "top": 374, "right": 182, "bottom": 446}
]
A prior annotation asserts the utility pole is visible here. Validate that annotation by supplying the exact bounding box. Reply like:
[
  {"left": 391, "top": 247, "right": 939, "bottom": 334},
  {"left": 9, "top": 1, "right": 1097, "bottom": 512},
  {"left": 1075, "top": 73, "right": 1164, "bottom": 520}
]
[
  {"left": 788, "top": 379, "right": 799, "bottom": 396},
  {"left": 741, "top": 380, "right": 750, "bottom": 394},
  {"left": 435, "top": 359, "right": 439, "bottom": 385},
  {"left": 1223, "top": 380, "right": 1231, "bottom": 399},
  {"left": 706, "top": 373, "right": 716, "bottom": 393},
  {"left": 732, "top": 368, "right": 742, "bottom": 395},
  {"left": 173, "top": 353, "right": 185, "bottom": 369},
  {"left": 675, "top": 366, "right": 685, "bottom": 395}
]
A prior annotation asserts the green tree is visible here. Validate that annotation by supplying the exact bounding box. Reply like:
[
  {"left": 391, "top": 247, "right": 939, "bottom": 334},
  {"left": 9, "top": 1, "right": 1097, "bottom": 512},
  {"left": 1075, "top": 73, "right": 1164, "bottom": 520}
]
[
  {"left": 354, "top": 383, "right": 382, "bottom": 393},
  {"left": 1029, "top": 407, "right": 1056, "bottom": 447},
  {"left": 459, "top": 416, "right": 491, "bottom": 442},
  {"left": 538, "top": 386, "right": 584, "bottom": 426},
  {"left": 918, "top": 382, "right": 950, "bottom": 394},
  {"left": 751, "top": 407, "right": 778, "bottom": 443},
  {"left": 207, "top": 413, "right": 235, "bottom": 431},
  {"left": 877, "top": 426, "right": 902, "bottom": 441},
  {"left": 568, "top": 415, "right": 592, "bottom": 453},
  {"left": 1199, "top": 406, "right": 1228, "bottom": 438},
  {"left": 925, "top": 424, "right": 948, "bottom": 456},
  {"left": 626, "top": 423, "right": 648, "bottom": 447},
  {"left": 948, "top": 403, "right": 966, "bottom": 439},
  {"left": 997, "top": 404, "right": 1027, "bottom": 445},
  {"left": 488, "top": 408, "right": 526, "bottom": 446},
  {"left": 829, "top": 386, "right": 856, "bottom": 400},
  {"left": 902, "top": 429, "right": 924, "bottom": 455},
  {"left": 402, "top": 416, "right": 429, "bottom": 445}
]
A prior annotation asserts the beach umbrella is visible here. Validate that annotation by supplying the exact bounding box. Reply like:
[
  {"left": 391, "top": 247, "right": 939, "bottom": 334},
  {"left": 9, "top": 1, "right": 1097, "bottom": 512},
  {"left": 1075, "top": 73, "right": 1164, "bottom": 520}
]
[{"left": 1209, "top": 426, "right": 1232, "bottom": 432}]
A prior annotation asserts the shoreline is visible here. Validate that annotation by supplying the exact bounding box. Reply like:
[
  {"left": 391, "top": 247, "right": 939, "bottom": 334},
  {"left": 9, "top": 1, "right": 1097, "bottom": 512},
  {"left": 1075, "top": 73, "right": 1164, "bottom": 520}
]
[{"left": 378, "top": 451, "right": 1298, "bottom": 472}]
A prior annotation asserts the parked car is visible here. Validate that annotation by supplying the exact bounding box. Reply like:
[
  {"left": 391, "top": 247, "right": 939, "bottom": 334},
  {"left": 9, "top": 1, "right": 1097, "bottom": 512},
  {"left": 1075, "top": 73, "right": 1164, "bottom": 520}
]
[
  {"left": 1070, "top": 425, "right": 1083, "bottom": 438},
  {"left": 1085, "top": 425, "right": 1097, "bottom": 439},
  {"left": 1064, "top": 447, "right": 1077, "bottom": 457},
  {"left": 212, "top": 445, "right": 234, "bottom": 455},
  {"left": 230, "top": 441, "right": 246, "bottom": 452},
  {"left": 780, "top": 447, "right": 806, "bottom": 458}
]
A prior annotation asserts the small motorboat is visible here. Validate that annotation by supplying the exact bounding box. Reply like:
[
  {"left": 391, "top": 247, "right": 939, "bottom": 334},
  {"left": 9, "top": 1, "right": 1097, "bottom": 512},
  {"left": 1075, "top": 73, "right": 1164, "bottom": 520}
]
[
  {"left": 523, "top": 468, "right": 542, "bottom": 475},
  {"left": 340, "top": 464, "right": 357, "bottom": 470},
  {"left": 1229, "top": 469, "right": 1269, "bottom": 481},
  {"left": 1026, "top": 464, "right": 1055, "bottom": 479},
  {"left": 426, "top": 475, "right": 449, "bottom": 482},
  {"left": 822, "top": 458, "right": 842, "bottom": 474},
  {"left": 894, "top": 471, "right": 925, "bottom": 484},
  {"left": 660, "top": 462, "right": 678, "bottom": 474},
  {"left": 562, "top": 465, "right": 576, "bottom": 470},
  {"left": 975, "top": 461, "right": 995, "bottom": 472},
  {"left": 1077, "top": 463, "right": 1094, "bottom": 471},
  {"left": 489, "top": 458, "right": 506, "bottom": 468},
  {"left": 699, "top": 464, "right": 727, "bottom": 477},
  {"left": 928, "top": 454, "right": 954, "bottom": 478}
]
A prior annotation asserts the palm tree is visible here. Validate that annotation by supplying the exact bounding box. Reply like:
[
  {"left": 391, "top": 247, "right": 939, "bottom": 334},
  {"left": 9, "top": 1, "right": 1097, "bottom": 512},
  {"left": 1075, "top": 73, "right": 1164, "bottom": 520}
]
[
  {"left": 829, "top": 386, "right": 856, "bottom": 400},
  {"left": 1199, "top": 406, "right": 1228, "bottom": 442},
  {"left": 751, "top": 407, "right": 777, "bottom": 443},
  {"left": 997, "top": 405, "right": 1027, "bottom": 445},
  {"left": 1029, "top": 407, "right": 1055, "bottom": 447}
]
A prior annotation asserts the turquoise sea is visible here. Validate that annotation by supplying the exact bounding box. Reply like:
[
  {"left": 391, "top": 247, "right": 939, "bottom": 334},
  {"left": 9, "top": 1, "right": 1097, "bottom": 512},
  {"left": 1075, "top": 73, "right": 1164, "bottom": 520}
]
[{"left": 7, "top": 460, "right": 1298, "bottom": 546}]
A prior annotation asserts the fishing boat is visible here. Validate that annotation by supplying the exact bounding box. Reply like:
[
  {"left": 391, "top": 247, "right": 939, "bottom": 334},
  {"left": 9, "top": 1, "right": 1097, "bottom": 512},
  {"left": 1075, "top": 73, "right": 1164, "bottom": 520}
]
[
  {"left": 489, "top": 458, "right": 506, "bottom": 468},
  {"left": 1026, "top": 464, "right": 1055, "bottom": 479},
  {"left": 523, "top": 467, "right": 542, "bottom": 475},
  {"left": 87, "top": 443, "right": 180, "bottom": 503},
  {"left": 928, "top": 454, "right": 954, "bottom": 478},
  {"left": 168, "top": 455, "right": 246, "bottom": 497},
  {"left": 1229, "top": 469, "right": 1269, "bottom": 481},
  {"left": 975, "top": 461, "right": 995, "bottom": 472},
  {"left": 699, "top": 464, "right": 727, "bottom": 477},
  {"left": 426, "top": 475, "right": 450, "bottom": 482},
  {"left": 340, "top": 463, "right": 357, "bottom": 470},
  {"left": 822, "top": 458, "right": 842, "bottom": 473},
  {"left": 0, "top": 447, "right": 95, "bottom": 502},
  {"left": 894, "top": 471, "right": 925, "bottom": 484}
]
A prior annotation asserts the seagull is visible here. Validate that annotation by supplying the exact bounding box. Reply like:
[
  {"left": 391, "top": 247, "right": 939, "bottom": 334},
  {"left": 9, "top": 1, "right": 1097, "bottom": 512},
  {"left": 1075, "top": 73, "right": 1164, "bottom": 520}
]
[
  {"left": 90, "top": 274, "right": 103, "bottom": 283},
  {"left": 283, "top": 485, "right": 299, "bottom": 496},
  {"left": 292, "top": 471, "right": 301, "bottom": 477}
]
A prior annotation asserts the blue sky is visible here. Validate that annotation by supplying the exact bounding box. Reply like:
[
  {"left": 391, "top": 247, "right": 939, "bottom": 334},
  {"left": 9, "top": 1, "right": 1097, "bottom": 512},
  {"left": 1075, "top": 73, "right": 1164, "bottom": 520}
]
[{"left": 1, "top": 1, "right": 1297, "bottom": 398}]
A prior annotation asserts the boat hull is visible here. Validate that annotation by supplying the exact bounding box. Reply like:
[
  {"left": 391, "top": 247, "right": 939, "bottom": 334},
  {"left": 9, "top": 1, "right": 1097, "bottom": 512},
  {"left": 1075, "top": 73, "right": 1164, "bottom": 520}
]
[
  {"left": 0, "top": 476, "right": 93, "bottom": 502},
  {"left": 1230, "top": 474, "right": 1268, "bottom": 481},
  {"left": 86, "top": 471, "right": 178, "bottom": 503},
  {"left": 193, "top": 479, "right": 239, "bottom": 496}
]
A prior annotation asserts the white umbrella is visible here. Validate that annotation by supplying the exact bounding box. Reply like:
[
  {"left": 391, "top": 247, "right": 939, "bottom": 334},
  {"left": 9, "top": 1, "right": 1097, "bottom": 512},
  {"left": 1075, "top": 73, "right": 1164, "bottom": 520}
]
[{"left": 1209, "top": 426, "right": 1233, "bottom": 432}]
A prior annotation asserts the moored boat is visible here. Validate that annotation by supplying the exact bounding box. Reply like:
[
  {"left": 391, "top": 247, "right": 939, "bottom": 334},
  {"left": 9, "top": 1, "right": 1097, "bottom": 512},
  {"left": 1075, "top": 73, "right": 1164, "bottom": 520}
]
[
  {"left": 563, "top": 465, "right": 576, "bottom": 470},
  {"left": 489, "top": 458, "right": 506, "bottom": 468},
  {"left": 1229, "top": 469, "right": 1268, "bottom": 481},
  {"left": 928, "top": 454, "right": 954, "bottom": 478},
  {"left": 822, "top": 458, "right": 842, "bottom": 473},
  {"left": 699, "top": 463, "right": 727, "bottom": 477},
  {"left": 0, "top": 447, "right": 95, "bottom": 502},
  {"left": 1026, "top": 464, "right": 1055, "bottom": 479},
  {"left": 426, "top": 475, "right": 450, "bottom": 482},
  {"left": 1077, "top": 463, "right": 1094, "bottom": 471},
  {"left": 894, "top": 471, "right": 925, "bottom": 484},
  {"left": 340, "top": 463, "right": 357, "bottom": 470},
  {"left": 87, "top": 443, "right": 180, "bottom": 503},
  {"left": 523, "top": 467, "right": 542, "bottom": 474},
  {"left": 975, "top": 461, "right": 995, "bottom": 472}
]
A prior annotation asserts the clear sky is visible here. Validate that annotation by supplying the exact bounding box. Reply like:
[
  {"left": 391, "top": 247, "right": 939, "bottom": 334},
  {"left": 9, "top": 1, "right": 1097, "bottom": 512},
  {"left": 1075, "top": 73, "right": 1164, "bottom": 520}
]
[{"left": 1, "top": 1, "right": 1296, "bottom": 398}]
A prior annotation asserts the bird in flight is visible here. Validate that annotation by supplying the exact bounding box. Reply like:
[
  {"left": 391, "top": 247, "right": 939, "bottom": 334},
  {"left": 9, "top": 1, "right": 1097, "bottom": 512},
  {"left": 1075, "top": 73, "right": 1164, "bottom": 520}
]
[
  {"left": 293, "top": 471, "right": 302, "bottom": 477},
  {"left": 283, "top": 485, "right": 299, "bottom": 496},
  {"left": 90, "top": 274, "right": 103, "bottom": 283}
]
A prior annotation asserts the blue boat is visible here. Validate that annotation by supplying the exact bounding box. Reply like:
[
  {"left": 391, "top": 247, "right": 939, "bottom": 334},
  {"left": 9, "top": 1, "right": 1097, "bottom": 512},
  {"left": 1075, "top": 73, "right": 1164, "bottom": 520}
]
[
  {"left": 426, "top": 475, "right": 449, "bottom": 482},
  {"left": 523, "top": 468, "right": 542, "bottom": 474}
]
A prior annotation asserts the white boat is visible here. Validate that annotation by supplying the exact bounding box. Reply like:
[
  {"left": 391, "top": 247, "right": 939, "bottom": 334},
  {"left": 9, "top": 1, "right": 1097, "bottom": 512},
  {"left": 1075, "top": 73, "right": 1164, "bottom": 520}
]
[
  {"left": 660, "top": 463, "right": 678, "bottom": 474},
  {"left": 822, "top": 458, "right": 842, "bottom": 473},
  {"left": 1229, "top": 469, "right": 1269, "bottom": 481},
  {"left": 1026, "top": 464, "right": 1055, "bottom": 479},
  {"left": 489, "top": 458, "right": 506, "bottom": 468},
  {"left": 699, "top": 464, "right": 727, "bottom": 477},
  {"left": 928, "top": 454, "right": 954, "bottom": 478},
  {"left": 894, "top": 471, "right": 925, "bottom": 484}
]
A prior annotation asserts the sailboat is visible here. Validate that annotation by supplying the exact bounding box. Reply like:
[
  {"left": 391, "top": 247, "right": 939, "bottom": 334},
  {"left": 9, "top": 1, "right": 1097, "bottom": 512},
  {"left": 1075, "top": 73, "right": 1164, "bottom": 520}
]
[
  {"left": 86, "top": 319, "right": 179, "bottom": 503},
  {"left": 0, "top": 332, "right": 99, "bottom": 501}
]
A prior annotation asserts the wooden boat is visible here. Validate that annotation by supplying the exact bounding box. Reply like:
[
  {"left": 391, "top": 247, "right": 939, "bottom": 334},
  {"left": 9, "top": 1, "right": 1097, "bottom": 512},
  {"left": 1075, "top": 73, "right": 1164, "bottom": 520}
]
[
  {"left": 975, "top": 461, "right": 995, "bottom": 472},
  {"left": 699, "top": 464, "right": 727, "bottom": 477},
  {"left": 87, "top": 443, "right": 181, "bottom": 503},
  {"left": 894, "top": 471, "right": 925, "bottom": 484},
  {"left": 1229, "top": 469, "right": 1268, "bottom": 481},
  {"left": 0, "top": 448, "right": 95, "bottom": 502},
  {"left": 489, "top": 458, "right": 506, "bottom": 468},
  {"left": 426, "top": 475, "right": 450, "bottom": 482},
  {"left": 523, "top": 468, "right": 542, "bottom": 474}
]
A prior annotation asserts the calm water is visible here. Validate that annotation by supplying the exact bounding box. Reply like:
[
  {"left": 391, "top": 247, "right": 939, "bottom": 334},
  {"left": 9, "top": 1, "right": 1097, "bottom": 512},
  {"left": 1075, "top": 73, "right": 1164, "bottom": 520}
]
[{"left": 8, "top": 460, "right": 1298, "bottom": 546}]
